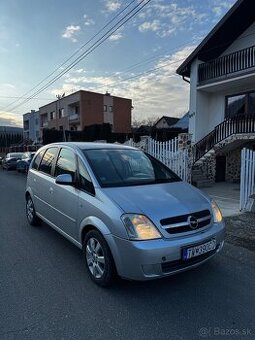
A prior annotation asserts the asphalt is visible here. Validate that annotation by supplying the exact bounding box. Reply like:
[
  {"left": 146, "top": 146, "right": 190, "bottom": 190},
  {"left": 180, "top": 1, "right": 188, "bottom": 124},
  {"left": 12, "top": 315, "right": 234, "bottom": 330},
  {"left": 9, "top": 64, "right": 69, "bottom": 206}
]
[{"left": 0, "top": 169, "right": 255, "bottom": 340}]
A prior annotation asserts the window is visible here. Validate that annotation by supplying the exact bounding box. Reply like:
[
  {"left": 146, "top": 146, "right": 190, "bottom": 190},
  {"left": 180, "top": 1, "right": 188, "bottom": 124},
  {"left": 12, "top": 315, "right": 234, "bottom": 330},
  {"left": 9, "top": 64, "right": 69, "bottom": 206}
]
[
  {"left": 77, "top": 157, "right": 95, "bottom": 194},
  {"left": 39, "top": 147, "right": 58, "bottom": 175},
  {"left": 104, "top": 105, "right": 107, "bottom": 112},
  {"left": 225, "top": 91, "right": 255, "bottom": 118},
  {"left": 50, "top": 111, "right": 55, "bottom": 120},
  {"left": 31, "top": 150, "right": 45, "bottom": 170},
  {"left": 61, "top": 108, "right": 65, "bottom": 117},
  {"left": 55, "top": 148, "right": 76, "bottom": 180},
  {"left": 109, "top": 106, "right": 113, "bottom": 112},
  {"left": 35, "top": 118, "right": 39, "bottom": 125}
]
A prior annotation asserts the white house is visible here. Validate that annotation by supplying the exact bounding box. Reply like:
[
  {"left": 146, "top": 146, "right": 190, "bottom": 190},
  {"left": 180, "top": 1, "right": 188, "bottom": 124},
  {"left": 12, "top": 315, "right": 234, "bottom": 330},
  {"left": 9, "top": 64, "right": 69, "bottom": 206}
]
[
  {"left": 177, "top": 0, "right": 255, "bottom": 185},
  {"left": 23, "top": 110, "right": 40, "bottom": 143}
]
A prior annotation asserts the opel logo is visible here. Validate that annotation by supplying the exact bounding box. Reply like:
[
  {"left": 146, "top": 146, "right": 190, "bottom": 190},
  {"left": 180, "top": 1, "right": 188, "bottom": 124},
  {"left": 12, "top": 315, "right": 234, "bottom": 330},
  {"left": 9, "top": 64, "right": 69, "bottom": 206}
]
[{"left": 188, "top": 215, "right": 198, "bottom": 229}]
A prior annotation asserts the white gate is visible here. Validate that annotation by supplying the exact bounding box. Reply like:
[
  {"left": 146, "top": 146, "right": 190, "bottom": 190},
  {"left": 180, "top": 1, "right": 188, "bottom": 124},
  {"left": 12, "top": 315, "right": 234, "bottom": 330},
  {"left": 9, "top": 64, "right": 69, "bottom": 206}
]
[
  {"left": 240, "top": 148, "right": 255, "bottom": 211},
  {"left": 125, "top": 137, "right": 191, "bottom": 182}
]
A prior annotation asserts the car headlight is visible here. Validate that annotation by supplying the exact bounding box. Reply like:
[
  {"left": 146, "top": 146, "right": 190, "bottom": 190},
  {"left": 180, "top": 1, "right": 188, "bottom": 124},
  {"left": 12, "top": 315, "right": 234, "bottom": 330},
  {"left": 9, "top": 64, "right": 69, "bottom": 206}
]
[
  {"left": 211, "top": 201, "right": 223, "bottom": 223},
  {"left": 121, "top": 214, "right": 162, "bottom": 240}
]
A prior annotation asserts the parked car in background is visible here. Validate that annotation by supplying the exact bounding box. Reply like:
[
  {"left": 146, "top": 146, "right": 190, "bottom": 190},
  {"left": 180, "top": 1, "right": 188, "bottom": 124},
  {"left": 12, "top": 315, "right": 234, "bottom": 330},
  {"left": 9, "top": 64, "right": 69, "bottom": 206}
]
[
  {"left": 2, "top": 152, "right": 24, "bottom": 170},
  {"left": 26, "top": 142, "right": 225, "bottom": 286},
  {"left": 17, "top": 152, "right": 35, "bottom": 173},
  {"left": 0, "top": 156, "right": 3, "bottom": 166}
]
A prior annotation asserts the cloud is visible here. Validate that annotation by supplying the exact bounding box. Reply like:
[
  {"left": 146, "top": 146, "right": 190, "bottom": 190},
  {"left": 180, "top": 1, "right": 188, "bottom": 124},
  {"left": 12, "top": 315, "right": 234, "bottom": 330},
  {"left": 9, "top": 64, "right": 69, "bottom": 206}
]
[
  {"left": 62, "top": 25, "right": 81, "bottom": 42},
  {"left": 136, "top": 1, "right": 209, "bottom": 38},
  {"left": 0, "top": 111, "right": 23, "bottom": 127},
  {"left": 138, "top": 20, "right": 160, "bottom": 33},
  {"left": 83, "top": 14, "right": 95, "bottom": 26},
  {"left": 109, "top": 31, "right": 123, "bottom": 41},
  {"left": 2, "top": 83, "right": 15, "bottom": 89},
  {"left": 212, "top": 0, "right": 235, "bottom": 17},
  {"left": 104, "top": 0, "right": 121, "bottom": 12},
  {"left": 51, "top": 45, "right": 195, "bottom": 122}
]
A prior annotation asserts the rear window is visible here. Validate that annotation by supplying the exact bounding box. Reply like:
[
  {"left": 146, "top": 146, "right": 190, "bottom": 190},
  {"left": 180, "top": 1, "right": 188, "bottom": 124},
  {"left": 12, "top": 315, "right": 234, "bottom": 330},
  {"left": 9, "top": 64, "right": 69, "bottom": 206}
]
[
  {"left": 8, "top": 153, "right": 23, "bottom": 158},
  {"left": 31, "top": 150, "right": 45, "bottom": 170},
  {"left": 38, "top": 147, "right": 58, "bottom": 175}
]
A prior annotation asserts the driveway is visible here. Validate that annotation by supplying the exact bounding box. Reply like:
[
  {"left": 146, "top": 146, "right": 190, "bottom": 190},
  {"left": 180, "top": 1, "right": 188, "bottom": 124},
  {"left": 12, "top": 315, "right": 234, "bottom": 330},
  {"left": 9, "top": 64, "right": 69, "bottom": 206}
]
[{"left": 202, "top": 182, "right": 241, "bottom": 217}]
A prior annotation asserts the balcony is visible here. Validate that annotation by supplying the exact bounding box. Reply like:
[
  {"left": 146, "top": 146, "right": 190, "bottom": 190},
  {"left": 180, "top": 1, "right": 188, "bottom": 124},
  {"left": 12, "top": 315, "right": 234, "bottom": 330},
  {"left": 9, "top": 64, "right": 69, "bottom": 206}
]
[
  {"left": 198, "top": 45, "right": 255, "bottom": 85},
  {"left": 41, "top": 121, "right": 48, "bottom": 128},
  {"left": 68, "top": 113, "right": 80, "bottom": 124}
]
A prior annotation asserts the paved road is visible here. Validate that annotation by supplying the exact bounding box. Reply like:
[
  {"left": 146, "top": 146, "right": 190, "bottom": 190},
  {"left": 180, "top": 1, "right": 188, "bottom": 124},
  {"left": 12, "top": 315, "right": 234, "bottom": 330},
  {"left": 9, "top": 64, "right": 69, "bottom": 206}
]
[{"left": 0, "top": 169, "right": 255, "bottom": 340}]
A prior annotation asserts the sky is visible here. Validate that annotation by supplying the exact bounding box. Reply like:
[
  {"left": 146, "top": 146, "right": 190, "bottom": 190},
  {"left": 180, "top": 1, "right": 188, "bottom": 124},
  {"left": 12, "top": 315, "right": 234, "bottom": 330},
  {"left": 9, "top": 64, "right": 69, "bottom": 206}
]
[{"left": 0, "top": 0, "right": 236, "bottom": 127}]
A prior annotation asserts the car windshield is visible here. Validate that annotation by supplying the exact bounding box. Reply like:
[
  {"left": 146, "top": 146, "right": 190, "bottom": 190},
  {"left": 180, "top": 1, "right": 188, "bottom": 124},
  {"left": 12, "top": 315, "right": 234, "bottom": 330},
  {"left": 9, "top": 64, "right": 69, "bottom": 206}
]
[{"left": 83, "top": 148, "right": 181, "bottom": 188}]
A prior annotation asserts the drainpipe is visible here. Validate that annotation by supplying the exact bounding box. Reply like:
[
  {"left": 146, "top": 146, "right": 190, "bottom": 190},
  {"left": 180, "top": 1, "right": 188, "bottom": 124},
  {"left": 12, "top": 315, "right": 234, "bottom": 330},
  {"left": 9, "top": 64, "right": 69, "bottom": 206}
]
[{"left": 182, "top": 76, "right": 190, "bottom": 84}]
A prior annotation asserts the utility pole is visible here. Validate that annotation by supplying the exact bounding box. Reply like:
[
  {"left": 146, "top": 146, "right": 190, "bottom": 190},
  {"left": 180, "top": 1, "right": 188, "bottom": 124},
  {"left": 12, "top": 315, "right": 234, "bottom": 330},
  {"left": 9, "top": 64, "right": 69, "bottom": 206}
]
[{"left": 56, "top": 93, "right": 66, "bottom": 142}]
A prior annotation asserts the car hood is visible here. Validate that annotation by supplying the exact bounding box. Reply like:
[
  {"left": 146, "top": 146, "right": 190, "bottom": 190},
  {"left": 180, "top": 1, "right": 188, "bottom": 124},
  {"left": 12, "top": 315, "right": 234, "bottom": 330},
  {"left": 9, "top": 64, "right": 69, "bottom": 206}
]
[{"left": 103, "top": 182, "right": 212, "bottom": 223}]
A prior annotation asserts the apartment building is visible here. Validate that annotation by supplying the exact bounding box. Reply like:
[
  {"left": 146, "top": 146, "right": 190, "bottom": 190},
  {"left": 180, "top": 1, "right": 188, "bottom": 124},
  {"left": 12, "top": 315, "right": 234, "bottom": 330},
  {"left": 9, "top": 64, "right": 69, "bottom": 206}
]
[
  {"left": 23, "top": 110, "right": 40, "bottom": 143},
  {"left": 39, "top": 90, "right": 132, "bottom": 135}
]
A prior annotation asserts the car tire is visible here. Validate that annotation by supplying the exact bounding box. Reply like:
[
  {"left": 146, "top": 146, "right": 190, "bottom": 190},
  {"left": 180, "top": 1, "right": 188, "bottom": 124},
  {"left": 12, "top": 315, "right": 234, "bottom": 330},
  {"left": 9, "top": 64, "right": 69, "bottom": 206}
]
[
  {"left": 83, "top": 230, "right": 116, "bottom": 287},
  {"left": 26, "top": 195, "right": 41, "bottom": 226}
]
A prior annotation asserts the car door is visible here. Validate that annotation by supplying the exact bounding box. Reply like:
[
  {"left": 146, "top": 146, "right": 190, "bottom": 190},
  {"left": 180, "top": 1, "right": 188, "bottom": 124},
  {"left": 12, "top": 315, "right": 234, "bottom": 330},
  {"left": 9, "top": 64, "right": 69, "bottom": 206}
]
[
  {"left": 50, "top": 147, "right": 79, "bottom": 239},
  {"left": 32, "top": 147, "right": 59, "bottom": 221}
]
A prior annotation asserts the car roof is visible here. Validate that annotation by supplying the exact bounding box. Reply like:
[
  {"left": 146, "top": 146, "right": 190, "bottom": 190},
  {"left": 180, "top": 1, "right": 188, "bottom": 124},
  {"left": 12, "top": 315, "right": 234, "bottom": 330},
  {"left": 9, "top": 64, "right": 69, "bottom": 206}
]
[{"left": 41, "top": 142, "right": 137, "bottom": 152}]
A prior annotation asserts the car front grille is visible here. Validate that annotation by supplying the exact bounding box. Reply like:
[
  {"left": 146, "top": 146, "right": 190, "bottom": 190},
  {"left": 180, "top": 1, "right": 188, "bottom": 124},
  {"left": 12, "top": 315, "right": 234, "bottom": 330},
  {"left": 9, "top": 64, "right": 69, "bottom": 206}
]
[{"left": 160, "top": 209, "right": 211, "bottom": 235}]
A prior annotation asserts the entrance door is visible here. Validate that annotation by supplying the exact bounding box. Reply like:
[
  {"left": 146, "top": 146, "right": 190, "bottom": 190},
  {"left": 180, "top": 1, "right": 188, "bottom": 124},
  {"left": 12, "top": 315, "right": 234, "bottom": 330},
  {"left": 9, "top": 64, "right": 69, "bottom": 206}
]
[{"left": 215, "top": 156, "right": 226, "bottom": 182}]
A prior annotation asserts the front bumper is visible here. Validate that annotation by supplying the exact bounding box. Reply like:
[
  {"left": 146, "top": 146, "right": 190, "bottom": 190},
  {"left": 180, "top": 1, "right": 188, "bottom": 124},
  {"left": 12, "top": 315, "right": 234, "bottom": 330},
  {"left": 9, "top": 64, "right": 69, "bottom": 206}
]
[{"left": 106, "top": 222, "right": 225, "bottom": 281}]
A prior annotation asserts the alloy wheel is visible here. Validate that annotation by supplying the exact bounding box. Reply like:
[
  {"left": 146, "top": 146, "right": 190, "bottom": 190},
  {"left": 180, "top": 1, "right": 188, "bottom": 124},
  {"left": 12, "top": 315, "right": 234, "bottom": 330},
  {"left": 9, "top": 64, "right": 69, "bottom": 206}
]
[{"left": 86, "top": 237, "right": 105, "bottom": 279}]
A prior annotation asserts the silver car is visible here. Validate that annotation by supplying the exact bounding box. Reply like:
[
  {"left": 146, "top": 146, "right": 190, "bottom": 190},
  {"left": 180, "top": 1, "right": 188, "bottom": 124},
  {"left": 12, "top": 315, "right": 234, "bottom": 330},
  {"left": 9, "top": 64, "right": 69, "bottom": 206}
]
[{"left": 26, "top": 142, "right": 225, "bottom": 286}]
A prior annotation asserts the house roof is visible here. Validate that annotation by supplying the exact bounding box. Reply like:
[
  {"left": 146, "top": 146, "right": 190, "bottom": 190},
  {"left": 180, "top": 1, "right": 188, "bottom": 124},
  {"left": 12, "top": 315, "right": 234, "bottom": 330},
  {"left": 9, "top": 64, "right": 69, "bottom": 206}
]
[
  {"left": 176, "top": 0, "right": 255, "bottom": 77},
  {"left": 154, "top": 116, "right": 179, "bottom": 127},
  {"left": 171, "top": 112, "right": 189, "bottom": 130}
]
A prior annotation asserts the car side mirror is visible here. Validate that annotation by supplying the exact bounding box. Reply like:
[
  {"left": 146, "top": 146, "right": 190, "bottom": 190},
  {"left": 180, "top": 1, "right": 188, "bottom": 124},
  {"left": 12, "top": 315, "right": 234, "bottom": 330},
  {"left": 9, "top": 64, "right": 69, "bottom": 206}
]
[{"left": 55, "top": 174, "right": 74, "bottom": 186}]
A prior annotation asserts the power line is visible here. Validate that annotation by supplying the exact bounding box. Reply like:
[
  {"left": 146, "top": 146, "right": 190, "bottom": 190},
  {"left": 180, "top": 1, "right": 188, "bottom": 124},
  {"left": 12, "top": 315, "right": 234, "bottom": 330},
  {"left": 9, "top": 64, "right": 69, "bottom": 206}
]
[
  {"left": 4, "top": 2, "right": 255, "bottom": 113},
  {"left": 1, "top": 0, "right": 137, "bottom": 112},
  {"left": 103, "top": 57, "right": 188, "bottom": 88},
  {"left": 4, "top": 0, "right": 150, "bottom": 113},
  {"left": 0, "top": 95, "right": 52, "bottom": 100}
]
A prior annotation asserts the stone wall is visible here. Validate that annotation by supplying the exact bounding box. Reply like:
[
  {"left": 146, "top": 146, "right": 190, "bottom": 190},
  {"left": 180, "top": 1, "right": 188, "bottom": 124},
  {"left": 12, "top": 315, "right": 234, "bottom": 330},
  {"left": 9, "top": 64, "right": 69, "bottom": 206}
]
[{"left": 225, "top": 149, "right": 241, "bottom": 183}]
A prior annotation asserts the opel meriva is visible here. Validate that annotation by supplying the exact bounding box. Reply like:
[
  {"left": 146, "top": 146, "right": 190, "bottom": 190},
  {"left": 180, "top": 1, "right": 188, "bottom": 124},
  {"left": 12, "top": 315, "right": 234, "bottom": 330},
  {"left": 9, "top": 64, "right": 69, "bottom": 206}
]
[{"left": 26, "top": 142, "right": 225, "bottom": 286}]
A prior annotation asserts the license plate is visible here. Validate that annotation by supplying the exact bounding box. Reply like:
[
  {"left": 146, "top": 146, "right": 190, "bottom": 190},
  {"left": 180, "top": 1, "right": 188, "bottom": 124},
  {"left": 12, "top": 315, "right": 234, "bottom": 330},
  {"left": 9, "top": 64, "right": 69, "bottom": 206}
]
[{"left": 183, "top": 239, "right": 216, "bottom": 260}]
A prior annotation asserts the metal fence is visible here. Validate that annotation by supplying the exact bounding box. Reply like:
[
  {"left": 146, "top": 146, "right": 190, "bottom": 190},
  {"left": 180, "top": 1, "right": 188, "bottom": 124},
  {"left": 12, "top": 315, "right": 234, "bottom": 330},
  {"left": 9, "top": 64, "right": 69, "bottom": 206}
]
[{"left": 240, "top": 148, "right": 255, "bottom": 211}]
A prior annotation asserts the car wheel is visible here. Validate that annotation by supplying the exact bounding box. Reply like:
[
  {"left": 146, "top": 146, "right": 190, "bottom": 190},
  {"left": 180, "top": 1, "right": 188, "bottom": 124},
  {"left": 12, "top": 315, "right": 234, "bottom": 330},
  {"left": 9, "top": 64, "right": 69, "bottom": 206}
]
[
  {"left": 26, "top": 195, "right": 41, "bottom": 226},
  {"left": 83, "top": 230, "right": 116, "bottom": 287}
]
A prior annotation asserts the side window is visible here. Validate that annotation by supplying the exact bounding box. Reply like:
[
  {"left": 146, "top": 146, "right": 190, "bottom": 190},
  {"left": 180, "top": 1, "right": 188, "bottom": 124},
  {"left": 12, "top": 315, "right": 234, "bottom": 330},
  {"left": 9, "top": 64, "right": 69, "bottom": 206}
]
[
  {"left": 39, "top": 147, "right": 58, "bottom": 175},
  {"left": 78, "top": 157, "right": 95, "bottom": 195},
  {"left": 31, "top": 150, "right": 45, "bottom": 170},
  {"left": 55, "top": 148, "right": 77, "bottom": 180}
]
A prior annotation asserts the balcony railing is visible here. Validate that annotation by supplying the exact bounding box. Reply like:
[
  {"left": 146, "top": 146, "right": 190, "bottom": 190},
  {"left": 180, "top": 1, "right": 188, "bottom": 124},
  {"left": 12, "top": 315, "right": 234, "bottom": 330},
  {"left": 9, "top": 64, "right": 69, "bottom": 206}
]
[
  {"left": 194, "top": 115, "right": 255, "bottom": 163},
  {"left": 68, "top": 113, "right": 80, "bottom": 123},
  {"left": 198, "top": 45, "right": 255, "bottom": 84}
]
